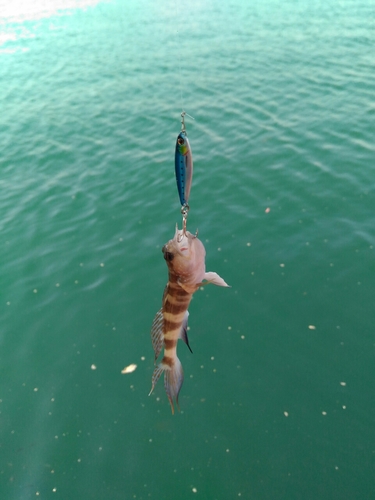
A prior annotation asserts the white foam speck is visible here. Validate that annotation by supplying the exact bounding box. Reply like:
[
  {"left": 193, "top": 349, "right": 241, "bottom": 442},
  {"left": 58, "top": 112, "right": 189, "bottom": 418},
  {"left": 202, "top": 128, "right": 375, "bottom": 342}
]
[{"left": 121, "top": 364, "right": 137, "bottom": 374}]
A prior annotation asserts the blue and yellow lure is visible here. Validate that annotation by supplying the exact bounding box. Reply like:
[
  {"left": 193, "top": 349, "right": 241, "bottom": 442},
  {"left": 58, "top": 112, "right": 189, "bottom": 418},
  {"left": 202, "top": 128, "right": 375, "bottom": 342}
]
[{"left": 175, "top": 112, "right": 193, "bottom": 208}]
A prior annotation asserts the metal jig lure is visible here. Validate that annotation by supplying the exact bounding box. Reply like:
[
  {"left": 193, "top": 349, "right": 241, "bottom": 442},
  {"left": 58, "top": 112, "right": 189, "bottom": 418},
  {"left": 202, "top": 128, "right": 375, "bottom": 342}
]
[
  {"left": 175, "top": 111, "right": 194, "bottom": 238},
  {"left": 175, "top": 112, "right": 193, "bottom": 209}
]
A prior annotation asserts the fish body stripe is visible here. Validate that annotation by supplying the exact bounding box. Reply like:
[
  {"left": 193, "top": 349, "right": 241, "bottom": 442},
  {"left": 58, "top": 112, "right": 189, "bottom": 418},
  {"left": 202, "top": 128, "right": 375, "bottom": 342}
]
[
  {"left": 149, "top": 274, "right": 193, "bottom": 413},
  {"left": 167, "top": 303, "right": 189, "bottom": 315},
  {"left": 164, "top": 296, "right": 191, "bottom": 313},
  {"left": 164, "top": 338, "right": 177, "bottom": 349},
  {"left": 163, "top": 319, "right": 184, "bottom": 332},
  {"left": 162, "top": 355, "right": 174, "bottom": 367},
  {"left": 150, "top": 279, "right": 192, "bottom": 360}
]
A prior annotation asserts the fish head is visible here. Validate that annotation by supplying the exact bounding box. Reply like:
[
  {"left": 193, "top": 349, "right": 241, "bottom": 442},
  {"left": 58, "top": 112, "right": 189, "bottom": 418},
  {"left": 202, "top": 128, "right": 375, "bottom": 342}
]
[
  {"left": 176, "top": 132, "right": 190, "bottom": 156},
  {"left": 162, "top": 226, "right": 206, "bottom": 284}
]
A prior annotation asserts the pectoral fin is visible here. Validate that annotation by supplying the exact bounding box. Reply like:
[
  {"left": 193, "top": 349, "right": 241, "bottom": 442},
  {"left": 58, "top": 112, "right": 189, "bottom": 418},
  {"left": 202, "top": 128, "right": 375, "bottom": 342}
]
[{"left": 202, "top": 272, "right": 230, "bottom": 287}]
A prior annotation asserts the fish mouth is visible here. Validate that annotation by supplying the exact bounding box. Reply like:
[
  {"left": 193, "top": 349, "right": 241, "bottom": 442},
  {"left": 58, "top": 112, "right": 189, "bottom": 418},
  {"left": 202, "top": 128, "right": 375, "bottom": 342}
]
[{"left": 162, "top": 245, "right": 174, "bottom": 262}]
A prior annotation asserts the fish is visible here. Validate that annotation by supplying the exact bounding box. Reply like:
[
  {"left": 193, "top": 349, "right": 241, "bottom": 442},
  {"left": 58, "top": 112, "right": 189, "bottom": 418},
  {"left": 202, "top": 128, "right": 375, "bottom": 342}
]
[
  {"left": 175, "top": 131, "right": 193, "bottom": 207},
  {"left": 149, "top": 225, "right": 229, "bottom": 413}
]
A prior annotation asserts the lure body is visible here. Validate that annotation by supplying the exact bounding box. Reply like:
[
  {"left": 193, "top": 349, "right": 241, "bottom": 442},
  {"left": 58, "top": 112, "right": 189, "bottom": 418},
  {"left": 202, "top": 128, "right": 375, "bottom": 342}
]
[
  {"left": 175, "top": 131, "right": 193, "bottom": 207},
  {"left": 149, "top": 226, "right": 229, "bottom": 414}
]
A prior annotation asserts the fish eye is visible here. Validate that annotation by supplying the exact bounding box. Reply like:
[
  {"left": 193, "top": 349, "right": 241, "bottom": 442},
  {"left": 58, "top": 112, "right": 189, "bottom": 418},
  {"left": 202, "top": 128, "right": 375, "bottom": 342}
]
[
  {"left": 177, "top": 138, "right": 184, "bottom": 145},
  {"left": 164, "top": 251, "right": 174, "bottom": 262}
]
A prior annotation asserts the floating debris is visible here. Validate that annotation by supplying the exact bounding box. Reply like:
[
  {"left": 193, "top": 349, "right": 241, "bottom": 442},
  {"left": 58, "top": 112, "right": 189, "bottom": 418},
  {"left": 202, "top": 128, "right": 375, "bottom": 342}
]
[
  {"left": 308, "top": 325, "right": 316, "bottom": 330},
  {"left": 121, "top": 363, "right": 137, "bottom": 374},
  {"left": 91, "top": 364, "right": 97, "bottom": 370},
  {"left": 265, "top": 207, "right": 271, "bottom": 213}
]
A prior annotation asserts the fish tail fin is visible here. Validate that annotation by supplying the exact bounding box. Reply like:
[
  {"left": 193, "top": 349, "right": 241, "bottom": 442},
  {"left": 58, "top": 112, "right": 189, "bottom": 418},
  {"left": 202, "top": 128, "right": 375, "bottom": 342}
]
[
  {"left": 148, "top": 364, "right": 164, "bottom": 397},
  {"left": 148, "top": 356, "right": 184, "bottom": 415},
  {"left": 164, "top": 356, "right": 183, "bottom": 415}
]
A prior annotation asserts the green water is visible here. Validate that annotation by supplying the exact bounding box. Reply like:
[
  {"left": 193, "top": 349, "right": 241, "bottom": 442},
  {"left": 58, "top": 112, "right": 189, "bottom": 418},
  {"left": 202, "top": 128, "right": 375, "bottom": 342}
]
[{"left": 1, "top": 0, "right": 375, "bottom": 498}]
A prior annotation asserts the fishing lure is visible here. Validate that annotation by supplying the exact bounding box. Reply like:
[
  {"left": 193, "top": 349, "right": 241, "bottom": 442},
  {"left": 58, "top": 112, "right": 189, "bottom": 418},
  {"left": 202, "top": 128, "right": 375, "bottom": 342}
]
[{"left": 175, "top": 111, "right": 193, "bottom": 208}]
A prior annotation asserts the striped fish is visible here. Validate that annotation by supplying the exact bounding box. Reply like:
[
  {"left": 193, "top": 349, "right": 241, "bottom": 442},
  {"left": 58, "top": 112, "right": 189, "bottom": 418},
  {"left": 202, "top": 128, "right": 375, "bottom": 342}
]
[{"left": 149, "top": 225, "right": 229, "bottom": 414}]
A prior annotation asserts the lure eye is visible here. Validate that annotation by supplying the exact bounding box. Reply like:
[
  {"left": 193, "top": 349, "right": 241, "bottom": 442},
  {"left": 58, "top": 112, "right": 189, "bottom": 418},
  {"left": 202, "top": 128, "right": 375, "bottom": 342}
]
[
  {"left": 177, "top": 137, "right": 184, "bottom": 145},
  {"left": 164, "top": 251, "right": 174, "bottom": 262}
]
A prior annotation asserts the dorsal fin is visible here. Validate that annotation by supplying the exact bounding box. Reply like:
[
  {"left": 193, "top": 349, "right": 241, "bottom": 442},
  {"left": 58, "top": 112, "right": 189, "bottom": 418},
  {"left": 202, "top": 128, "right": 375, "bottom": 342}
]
[{"left": 150, "top": 308, "right": 164, "bottom": 361}]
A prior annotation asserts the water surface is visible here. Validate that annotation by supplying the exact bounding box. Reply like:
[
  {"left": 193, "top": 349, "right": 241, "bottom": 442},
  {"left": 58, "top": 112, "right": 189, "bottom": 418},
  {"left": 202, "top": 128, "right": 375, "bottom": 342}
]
[{"left": 1, "top": 0, "right": 375, "bottom": 498}]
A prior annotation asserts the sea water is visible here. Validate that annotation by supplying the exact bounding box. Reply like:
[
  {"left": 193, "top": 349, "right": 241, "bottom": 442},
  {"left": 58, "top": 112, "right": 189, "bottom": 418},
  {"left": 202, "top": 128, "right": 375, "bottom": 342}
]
[{"left": 1, "top": 0, "right": 374, "bottom": 498}]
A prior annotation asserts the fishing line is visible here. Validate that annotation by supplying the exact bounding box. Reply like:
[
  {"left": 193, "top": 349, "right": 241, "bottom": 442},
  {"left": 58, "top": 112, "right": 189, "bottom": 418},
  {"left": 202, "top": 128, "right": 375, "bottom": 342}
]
[
  {"left": 174, "top": 25, "right": 197, "bottom": 240},
  {"left": 175, "top": 28, "right": 184, "bottom": 112}
]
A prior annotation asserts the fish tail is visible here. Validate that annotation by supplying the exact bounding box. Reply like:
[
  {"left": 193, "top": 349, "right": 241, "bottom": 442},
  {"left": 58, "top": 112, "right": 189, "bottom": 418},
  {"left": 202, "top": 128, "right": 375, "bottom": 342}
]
[
  {"left": 164, "top": 356, "right": 183, "bottom": 415},
  {"left": 148, "top": 356, "right": 184, "bottom": 415}
]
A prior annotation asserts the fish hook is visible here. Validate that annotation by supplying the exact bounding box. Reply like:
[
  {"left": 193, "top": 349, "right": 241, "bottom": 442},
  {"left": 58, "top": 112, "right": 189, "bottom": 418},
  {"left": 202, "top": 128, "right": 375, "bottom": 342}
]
[
  {"left": 180, "top": 110, "right": 194, "bottom": 133},
  {"left": 177, "top": 204, "right": 197, "bottom": 241},
  {"left": 177, "top": 204, "right": 189, "bottom": 242}
]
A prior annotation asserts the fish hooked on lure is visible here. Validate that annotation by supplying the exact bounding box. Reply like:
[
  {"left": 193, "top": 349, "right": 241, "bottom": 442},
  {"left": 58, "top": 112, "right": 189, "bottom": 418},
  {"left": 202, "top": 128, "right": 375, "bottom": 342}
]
[{"left": 149, "top": 225, "right": 229, "bottom": 414}]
